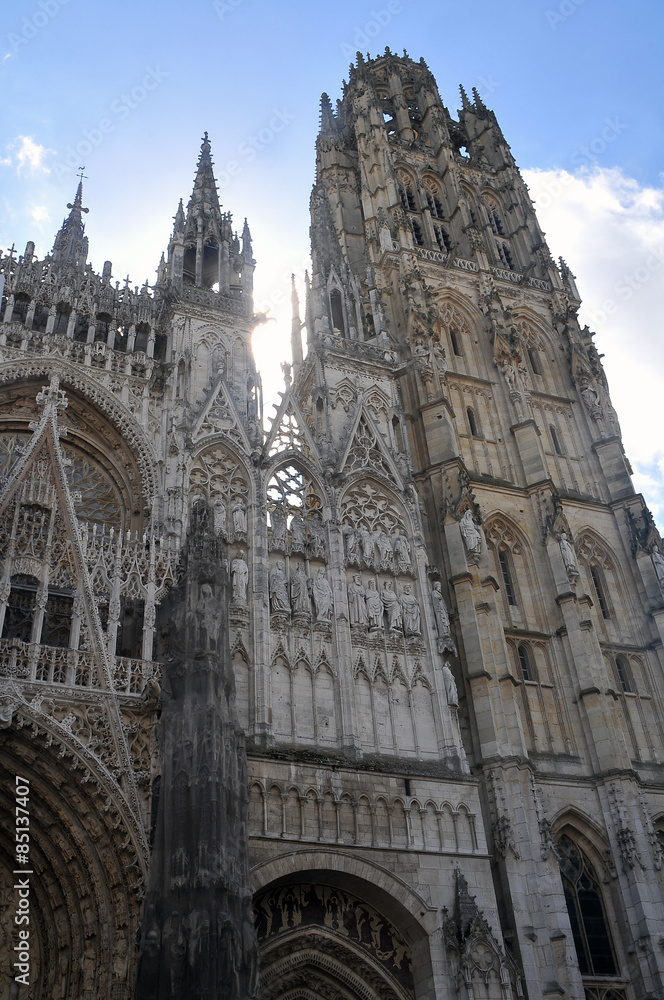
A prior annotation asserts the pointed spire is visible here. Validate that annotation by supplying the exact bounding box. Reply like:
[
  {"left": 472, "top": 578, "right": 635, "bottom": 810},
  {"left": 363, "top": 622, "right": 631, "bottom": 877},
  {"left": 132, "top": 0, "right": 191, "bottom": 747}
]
[
  {"left": 241, "top": 218, "right": 253, "bottom": 261},
  {"left": 459, "top": 84, "right": 472, "bottom": 110},
  {"left": 319, "top": 93, "right": 336, "bottom": 135},
  {"left": 173, "top": 198, "right": 185, "bottom": 235},
  {"left": 291, "top": 274, "right": 304, "bottom": 371},
  {"left": 51, "top": 176, "right": 89, "bottom": 266},
  {"left": 472, "top": 86, "right": 488, "bottom": 114},
  {"left": 188, "top": 131, "right": 221, "bottom": 217}
]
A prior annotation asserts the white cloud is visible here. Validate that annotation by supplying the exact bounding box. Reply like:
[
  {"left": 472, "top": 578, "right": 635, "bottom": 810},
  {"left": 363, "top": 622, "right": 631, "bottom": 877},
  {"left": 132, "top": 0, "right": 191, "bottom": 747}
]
[
  {"left": 523, "top": 166, "right": 664, "bottom": 525},
  {"left": 30, "top": 205, "right": 50, "bottom": 226},
  {"left": 6, "top": 134, "right": 56, "bottom": 175}
]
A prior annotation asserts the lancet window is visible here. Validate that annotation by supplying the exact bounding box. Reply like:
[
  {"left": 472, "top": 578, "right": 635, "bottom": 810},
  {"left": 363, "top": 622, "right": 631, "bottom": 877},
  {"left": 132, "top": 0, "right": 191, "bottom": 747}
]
[
  {"left": 13, "top": 294, "right": 30, "bottom": 324},
  {"left": 498, "top": 550, "right": 517, "bottom": 606},
  {"left": 556, "top": 835, "right": 618, "bottom": 978},
  {"left": 53, "top": 303, "right": 71, "bottom": 335},
  {"left": 266, "top": 463, "right": 325, "bottom": 558},
  {"left": 329, "top": 288, "right": 346, "bottom": 336},
  {"left": 2, "top": 574, "right": 38, "bottom": 642}
]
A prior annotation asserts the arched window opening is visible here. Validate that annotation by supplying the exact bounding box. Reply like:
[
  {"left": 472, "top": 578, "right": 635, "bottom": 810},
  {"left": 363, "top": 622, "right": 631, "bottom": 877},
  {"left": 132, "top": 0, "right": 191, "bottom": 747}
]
[
  {"left": 2, "top": 574, "right": 38, "bottom": 642},
  {"left": 330, "top": 289, "right": 345, "bottom": 336},
  {"left": 183, "top": 244, "right": 196, "bottom": 285},
  {"left": 450, "top": 329, "right": 462, "bottom": 357},
  {"left": 74, "top": 312, "right": 89, "bottom": 342},
  {"left": 40, "top": 590, "right": 74, "bottom": 648},
  {"left": 517, "top": 643, "right": 533, "bottom": 681},
  {"left": 134, "top": 323, "right": 150, "bottom": 354},
  {"left": 399, "top": 178, "right": 417, "bottom": 212},
  {"left": 154, "top": 333, "right": 168, "bottom": 361},
  {"left": 615, "top": 655, "right": 631, "bottom": 693},
  {"left": 433, "top": 223, "right": 452, "bottom": 252},
  {"left": 498, "top": 551, "right": 517, "bottom": 606},
  {"left": 483, "top": 195, "right": 505, "bottom": 236},
  {"left": 497, "top": 241, "right": 514, "bottom": 269},
  {"left": 54, "top": 303, "right": 71, "bottom": 335},
  {"left": 557, "top": 835, "right": 618, "bottom": 977},
  {"left": 467, "top": 407, "right": 480, "bottom": 438},
  {"left": 378, "top": 92, "right": 397, "bottom": 135},
  {"left": 202, "top": 241, "right": 219, "bottom": 290},
  {"left": 266, "top": 464, "right": 323, "bottom": 554},
  {"left": 116, "top": 598, "right": 145, "bottom": 659},
  {"left": 427, "top": 192, "right": 445, "bottom": 218},
  {"left": 550, "top": 424, "right": 564, "bottom": 456},
  {"left": 95, "top": 312, "right": 112, "bottom": 342},
  {"left": 411, "top": 218, "right": 424, "bottom": 246},
  {"left": 13, "top": 293, "right": 30, "bottom": 324},
  {"left": 590, "top": 566, "right": 610, "bottom": 619},
  {"left": 32, "top": 303, "right": 49, "bottom": 333},
  {"left": 114, "top": 323, "right": 129, "bottom": 352}
]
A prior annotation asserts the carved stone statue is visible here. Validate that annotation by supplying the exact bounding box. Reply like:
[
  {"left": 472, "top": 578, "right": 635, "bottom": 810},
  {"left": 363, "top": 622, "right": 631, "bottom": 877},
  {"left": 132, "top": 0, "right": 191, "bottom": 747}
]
[
  {"left": 393, "top": 530, "right": 412, "bottom": 574},
  {"left": 431, "top": 581, "right": 451, "bottom": 638},
  {"left": 231, "top": 498, "right": 247, "bottom": 536},
  {"left": 498, "top": 358, "right": 517, "bottom": 390},
  {"left": 365, "top": 578, "right": 383, "bottom": 631},
  {"left": 651, "top": 545, "right": 664, "bottom": 586},
  {"left": 400, "top": 584, "right": 421, "bottom": 635},
  {"left": 343, "top": 524, "right": 360, "bottom": 565},
  {"left": 375, "top": 530, "right": 393, "bottom": 571},
  {"left": 231, "top": 550, "right": 249, "bottom": 604},
  {"left": 290, "top": 562, "right": 310, "bottom": 613},
  {"left": 381, "top": 580, "right": 402, "bottom": 631},
  {"left": 195, "top": 583, "right": 222, "bottom": 652},
  {"left": 347, "top": 573, "right": 367, "bottom": 627},
  {"left": 359, "top": 527, "right": 375, "bottom": 568},
  {"left": 290, "top": 511, "right": 306, "bottom": 552},
  {"left": 308, "top": 514, "right": 327, "bottom": 558},
  {"left": 269, "top": 560, "right": 289, "bottom": 614},
  {"left": 558, "top": 532, "right": 578, "bottom": 577},
  {"left": 442, "top": 661, "right": 459, "bottom": 707},
  {"left": 270, "top": 505, "right": 287, "bottom": 549},
  {"left": 310, "top": 567, "right": 333, "bottom": 621},
  {"left": 459, "top": 509, "right": 482, "bottom": 559},
  {"left": 580, "top": 379, "right": 600, "bottom": 415},
  {"left": 0, "top": 695, "right": 15, "bottom": 730}
]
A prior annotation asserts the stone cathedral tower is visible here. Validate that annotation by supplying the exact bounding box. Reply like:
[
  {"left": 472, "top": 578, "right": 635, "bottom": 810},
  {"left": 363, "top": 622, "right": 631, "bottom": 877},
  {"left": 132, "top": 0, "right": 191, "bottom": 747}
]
[{"left": 1, "top": 51, "right": 664, "bottom": 1000}]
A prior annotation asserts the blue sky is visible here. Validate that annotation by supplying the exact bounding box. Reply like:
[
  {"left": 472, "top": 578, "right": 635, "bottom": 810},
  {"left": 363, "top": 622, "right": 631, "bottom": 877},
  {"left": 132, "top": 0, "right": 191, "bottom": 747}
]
[{"left": 1, "top": 0, "right": 664, "bottom": 520}]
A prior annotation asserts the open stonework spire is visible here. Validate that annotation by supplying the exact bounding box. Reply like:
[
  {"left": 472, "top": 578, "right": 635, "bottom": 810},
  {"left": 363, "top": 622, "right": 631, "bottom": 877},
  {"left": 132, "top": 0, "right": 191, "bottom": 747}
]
[
  {"left": 188, "top": 131, "right": 223, "bottom": 221},
  {"left": 51, "top": 177, "right": 89, "bottom": 266}
]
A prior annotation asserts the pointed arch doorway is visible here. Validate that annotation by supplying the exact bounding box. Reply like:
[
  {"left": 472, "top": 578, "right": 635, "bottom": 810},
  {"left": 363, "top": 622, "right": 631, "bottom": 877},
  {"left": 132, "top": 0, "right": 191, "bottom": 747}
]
[{"left": 255, "top": 881, "right": 415, "bottom": 1000}]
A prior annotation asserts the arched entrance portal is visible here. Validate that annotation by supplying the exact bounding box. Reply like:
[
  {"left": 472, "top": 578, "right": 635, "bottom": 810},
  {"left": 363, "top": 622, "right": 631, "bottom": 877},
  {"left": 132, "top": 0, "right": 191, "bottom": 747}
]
[{"left": 254, "top": 881, "right": 417, "bottom": 1000}]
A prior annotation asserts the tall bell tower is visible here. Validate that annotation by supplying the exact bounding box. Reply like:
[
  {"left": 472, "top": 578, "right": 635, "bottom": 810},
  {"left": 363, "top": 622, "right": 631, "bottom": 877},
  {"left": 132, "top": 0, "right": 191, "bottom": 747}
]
[{"left": 291, "top": 48, "right": 664, "bottom": 1000}]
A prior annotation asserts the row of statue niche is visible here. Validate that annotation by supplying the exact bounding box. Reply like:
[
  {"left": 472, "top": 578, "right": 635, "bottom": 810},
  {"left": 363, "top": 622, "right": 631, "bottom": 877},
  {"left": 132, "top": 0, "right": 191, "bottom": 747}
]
[
  {"left": 343, "top": 524, "right": 413, "bottom": 574},
  {"left": 269, "top": 559, "right": 333, "bottom": 621},
  {"left": 269, "top": 506, "right": 327, "bottom": 559},
  {"left": 214, "top": 496, "right": 248, "bottom": 539},
  {"left": 347, "top": 574, "right": 421, "bottom": 636}
]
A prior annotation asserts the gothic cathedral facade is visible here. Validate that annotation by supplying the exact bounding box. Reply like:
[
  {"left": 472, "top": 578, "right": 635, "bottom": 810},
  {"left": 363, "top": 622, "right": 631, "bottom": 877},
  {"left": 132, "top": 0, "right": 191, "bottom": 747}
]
[{"left": 1, "top": 50, "right": 664, "bottom": 1000}]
